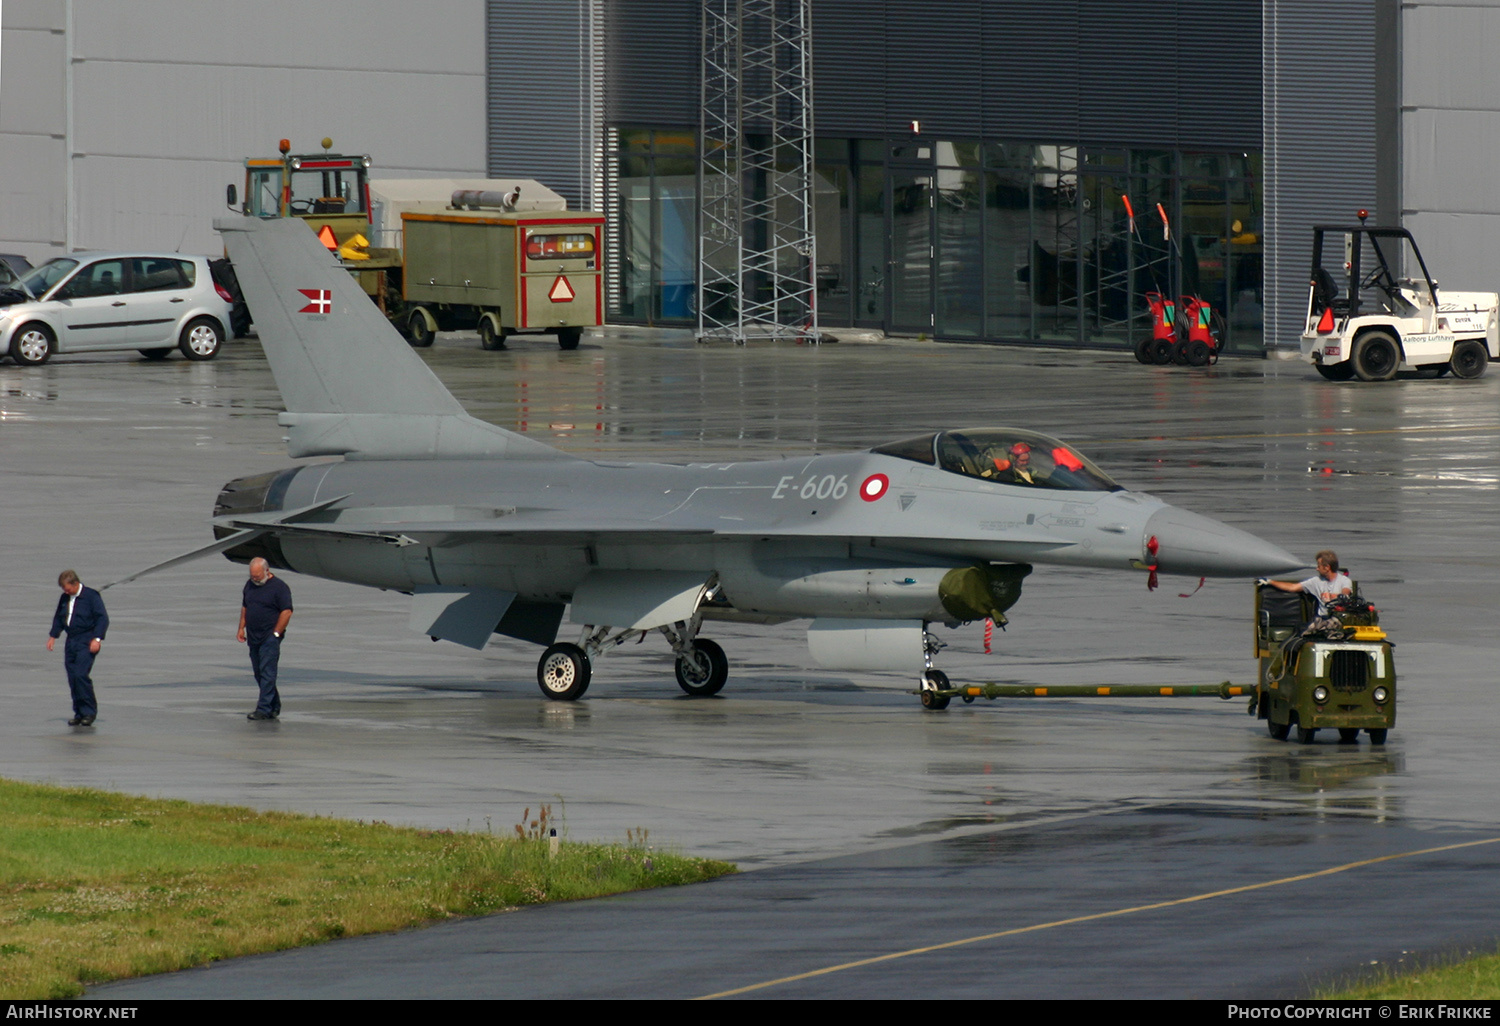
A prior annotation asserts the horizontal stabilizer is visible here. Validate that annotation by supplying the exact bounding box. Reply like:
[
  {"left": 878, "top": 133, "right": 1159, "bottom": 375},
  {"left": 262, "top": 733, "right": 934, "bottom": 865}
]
[
  {"left": 102, "top": 528, "right": 269, "bottom": 590},
  {"left": 216, "top": 216, "right": 566, "bottom": 462}
]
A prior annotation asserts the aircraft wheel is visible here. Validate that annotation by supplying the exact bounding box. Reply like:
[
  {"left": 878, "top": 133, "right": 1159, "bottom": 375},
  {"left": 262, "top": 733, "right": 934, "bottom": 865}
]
[
  {"left": 1133, "top": 338, "right": 1156, "bottom": 365},
  {"left": 10, "top": 322, "right": 54, "bottom": 365},
  {"left": 1351, "top": 330, "right": 1400, "bottom": 381},
  {"left": 1267, "top": 718, "right": 1290, "bottom": 741},
  {"left": 1338, "top": 728, "right": 1360, "bottom": 743},
  {"left": 537, "top": 643, "right": 591, "bottom": 701},
  {"left": 557, "top": 327, "right": 583, "bottom": 350},
  {"left": 1296, "top": 725, "right": 1319, "bottom": 744},
  {"left": 1449, "top": 340, "right": 1488, "bottom": 379},
  {"left": 407, "top": 308, "right": 436, "bottom": 348},
  {"left": 478, "top": 314, "right": 508, "bottom": 351},
  {"left": 1367, "top": 728, "right": 1388, "bottom": 745},
  {"left": 919, "top": 669, "right": 951, "bottom": 711},
  {"left": 1315, "top": 362, "right": 1355, "bottom": 381},
  {"left": 139, "top": 348, "right": 172, "bottom": 360},
  {"left": 179, "top": 317, "right": 223, "bottom": 360},
  {"left": 674, "top": 638, "right": 728, "bottom": 697},
  {"left": 1185, "top": 339, "right": 1211, "bottom": 366},
  {"left": 1150, "top": 338, "right": 1175, "bottom": 365}
]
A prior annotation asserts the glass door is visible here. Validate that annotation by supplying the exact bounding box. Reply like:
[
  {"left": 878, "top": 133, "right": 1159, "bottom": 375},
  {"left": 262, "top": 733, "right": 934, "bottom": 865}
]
[{"left": 888, "top": 152, "right": 935, "bottom": 334}]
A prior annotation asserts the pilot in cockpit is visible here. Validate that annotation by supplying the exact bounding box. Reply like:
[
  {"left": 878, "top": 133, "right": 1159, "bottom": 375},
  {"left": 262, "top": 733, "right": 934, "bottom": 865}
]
[{"left": 980, "top": 441, "right": 1048, "bottom": 486}]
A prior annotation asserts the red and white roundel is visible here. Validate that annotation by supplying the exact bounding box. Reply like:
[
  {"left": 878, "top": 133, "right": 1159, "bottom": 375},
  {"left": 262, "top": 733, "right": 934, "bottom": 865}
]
[{"left": 859, "top": 473, "right": 890, "bottom": 502}]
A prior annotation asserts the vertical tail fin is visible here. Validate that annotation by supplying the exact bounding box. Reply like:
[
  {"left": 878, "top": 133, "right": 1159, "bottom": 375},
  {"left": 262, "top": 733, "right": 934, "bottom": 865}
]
[{"left": 215, "top": 216, "right": 567, "bottom": 461}]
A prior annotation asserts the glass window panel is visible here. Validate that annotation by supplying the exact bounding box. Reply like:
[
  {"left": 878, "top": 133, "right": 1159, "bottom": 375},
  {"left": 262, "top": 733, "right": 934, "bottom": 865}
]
[
  {"left": 1081, "top": 178, "right": 1131, "bottom": 345},
  {"left": 652, "top": 129, "right": 696, "bottom": 154},
  {"left": 814, "top": 164, "right": 851, "bottom": 325},
  {"left": 1182, "top": 152, "right": 1226, "bottom": 178},
  {"left": 1130, "top": 150, "right": 1176, "bottom": 176},
  {"left": 615, "top": 174, "right": 652, "bottom": 320},
  {"left": 1029, "top": 174, "right": 1078, "bottom": 342},
  {"left": 1181, "top": 176, "right": 1228, "bottom": 312},
  {"left": 618, "top": 128, "right": 653, "bottom": 152},
  {"left": 890, "top": 141, "right": 932, "bottom": 162},
  {"left": 935, "top": 140, "right": 980, "bottom": 167},
  {"left": 936, "top": 166, "right": 982, "bottom": 337},
  {"left": 855, "top": 139, "right": 886, "bottom": 163},
  {"left": 1083, "top": 149, "right": 1126, "bottom": 168},
  {"left": 984, "top": 142, "right": 1048, "bottom": 170},
  {"left": 655, "top": 172, "right": 696, "bottom": 321},
  {"left": 985, "top": 169, "right": 1032, "bottom": 339},
  {"left": 855, "top": 163, "right": 886, "bottom": 323},
  {"left": 889, "top": 170, "right": 931, "bottom": 331}
]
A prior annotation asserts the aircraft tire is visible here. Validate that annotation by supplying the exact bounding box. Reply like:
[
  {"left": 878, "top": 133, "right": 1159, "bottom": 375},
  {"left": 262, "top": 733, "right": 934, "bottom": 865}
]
[
  {"left": 674, "top": 638, "right": 728, "bottom": 697},
  {"left": 1296, "top": 725, "right": 1319, "bottom": 744},
  {"left": 919, "top": 669, "right": 951, "bottom": 711},
  {"left": 1267, "top": 718, "right": 1290, "bottom": 741},
  {"left": 1338, "top": 728, "right": 1360, "bottom": 743},
  {"left": 1368, "top": 728, "right": 1388, "bottom": 745},
  {"left": 537, "top": 643, "right": 591, "bottom": 701},
  {"left": 1449, "top": 339, "right": 1488, "bottom": 379}
]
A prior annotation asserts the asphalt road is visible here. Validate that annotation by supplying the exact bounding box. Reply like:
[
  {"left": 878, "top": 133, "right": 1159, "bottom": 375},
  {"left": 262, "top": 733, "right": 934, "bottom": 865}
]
[{"left": 3, "top": 328, "right": 1498, "bottom": 997}]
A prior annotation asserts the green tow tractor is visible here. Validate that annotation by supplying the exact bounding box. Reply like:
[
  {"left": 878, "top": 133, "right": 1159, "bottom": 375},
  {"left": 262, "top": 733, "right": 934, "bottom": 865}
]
[{"left": 918, "top": 582, "right": 1396, "bottom": 746}]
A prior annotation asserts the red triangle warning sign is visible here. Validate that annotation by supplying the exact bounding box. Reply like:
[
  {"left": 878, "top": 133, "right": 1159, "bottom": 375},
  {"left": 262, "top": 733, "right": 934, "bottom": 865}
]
[
  {"left": 548, "top": 275, "right": 576, "bottom": 303},
  {"left": 316, "top": 224, "right": 338, "bottom": 251}
]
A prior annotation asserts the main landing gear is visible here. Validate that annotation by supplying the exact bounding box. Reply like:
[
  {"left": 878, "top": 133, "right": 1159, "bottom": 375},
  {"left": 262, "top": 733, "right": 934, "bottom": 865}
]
[{"left": 533, "top": 602, "right": 729, "bottom": 701}]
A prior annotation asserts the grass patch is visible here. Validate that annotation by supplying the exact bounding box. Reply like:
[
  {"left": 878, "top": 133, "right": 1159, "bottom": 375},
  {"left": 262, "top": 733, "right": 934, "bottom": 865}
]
[
  {"left": 0, "top": 779, "right": 734, "bottom": 998},
  {"left": 1324, "top": 946, "right": 1500, "bottom": 999}
]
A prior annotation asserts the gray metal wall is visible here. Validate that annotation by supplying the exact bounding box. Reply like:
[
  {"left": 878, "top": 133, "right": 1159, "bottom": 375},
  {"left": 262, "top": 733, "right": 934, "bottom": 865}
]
[
  {"left": 604, "top": 0, "right": 1262, "bottom": 150},
  {"left": 1261, "top": 0, "right": 1382, "bottom": 350},
  {"left": 485, "top": 0, "right": 602, "bottom": 211},
  {"left": 0, "top": 0, "right": 486, "bottom": 260},
  {"left": 1401, "top": 1, "right": 1500, "bottom": 294}
]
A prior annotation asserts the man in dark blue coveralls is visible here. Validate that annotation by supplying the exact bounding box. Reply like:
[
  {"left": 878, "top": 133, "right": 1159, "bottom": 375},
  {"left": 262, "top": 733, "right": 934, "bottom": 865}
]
[
  {"left": 47, "top": 569, "right": 108, "bottom": 727},
  {"left": 237, "top": 557, "right": 293, "bottom": 721}
]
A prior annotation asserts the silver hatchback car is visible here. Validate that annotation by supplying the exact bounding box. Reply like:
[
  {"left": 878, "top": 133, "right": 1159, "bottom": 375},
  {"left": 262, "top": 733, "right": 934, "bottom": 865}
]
[{"left": 0, "top": 253, "right": 235, "bottom": 364}]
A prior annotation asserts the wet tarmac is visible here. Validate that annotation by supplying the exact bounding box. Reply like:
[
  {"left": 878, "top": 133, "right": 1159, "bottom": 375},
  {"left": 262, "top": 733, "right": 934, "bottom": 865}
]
[{"left": 4, "top": 329, "right": 1500, "bottom": 997}]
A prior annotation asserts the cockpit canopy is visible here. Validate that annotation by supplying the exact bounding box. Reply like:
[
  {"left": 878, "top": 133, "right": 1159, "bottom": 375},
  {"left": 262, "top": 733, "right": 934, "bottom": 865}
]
[{"left": 872, "top": 428, "right": 1123, "bottom": 493}]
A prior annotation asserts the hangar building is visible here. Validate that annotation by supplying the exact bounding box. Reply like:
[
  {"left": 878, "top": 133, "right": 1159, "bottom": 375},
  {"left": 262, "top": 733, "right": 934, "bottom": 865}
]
[{"left": 2, "top": 1, "right": 1493, "bottom": 354}]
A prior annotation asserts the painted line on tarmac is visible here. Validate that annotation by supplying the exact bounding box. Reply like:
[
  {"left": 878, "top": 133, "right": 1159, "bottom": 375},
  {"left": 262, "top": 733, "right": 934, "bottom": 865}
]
[{"left": 695, "top": 835, "right": 1500, "bottom": 1000}]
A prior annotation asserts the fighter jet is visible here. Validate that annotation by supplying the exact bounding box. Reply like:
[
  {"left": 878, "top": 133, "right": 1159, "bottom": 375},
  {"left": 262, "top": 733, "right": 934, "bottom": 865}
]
[{"left": 125, "top": 216, "right": 1302, "bottom": 705}]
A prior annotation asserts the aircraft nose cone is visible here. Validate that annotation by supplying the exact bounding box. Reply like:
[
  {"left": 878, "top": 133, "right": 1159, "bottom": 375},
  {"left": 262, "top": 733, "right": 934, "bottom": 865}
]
[{"left": 1144, "top": 506, "right": 1306, "bottom": 577}]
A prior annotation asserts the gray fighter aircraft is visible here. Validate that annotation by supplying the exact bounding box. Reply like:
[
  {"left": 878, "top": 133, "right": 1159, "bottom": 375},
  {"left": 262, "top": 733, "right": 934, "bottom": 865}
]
[{"left": 126, "top": 216, "right": 1303, "bottom": 705}]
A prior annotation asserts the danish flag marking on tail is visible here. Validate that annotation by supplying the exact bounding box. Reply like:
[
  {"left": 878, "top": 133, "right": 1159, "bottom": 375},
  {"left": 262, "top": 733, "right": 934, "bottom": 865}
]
[{"left": 298, "top": 289, "right": 332, "bottom": 314}]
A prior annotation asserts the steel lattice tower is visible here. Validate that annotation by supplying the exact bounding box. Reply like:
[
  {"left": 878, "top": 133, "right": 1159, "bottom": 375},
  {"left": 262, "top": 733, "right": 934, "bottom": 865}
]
[{"left": 697, "top": 0, "right": 818, "bottom": 343}]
